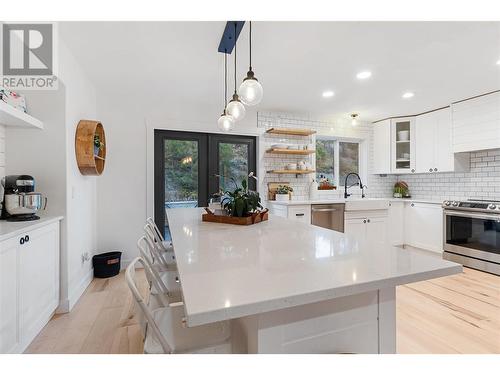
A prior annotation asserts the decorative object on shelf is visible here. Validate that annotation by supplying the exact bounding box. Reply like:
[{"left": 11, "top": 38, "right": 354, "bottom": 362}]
[
  {"left": 0, "top": 86, "right": 27, "bottom": 113},
  {"left": 398, "top": 130, "right": 410, "bottom": 141},
  {"left": 393, "top": 180, "right": 410, "bottom": 198},
  {"left": 218, "top": 50, "right": 235, "bottom": 131},
  {"left": 318, "top": 174, "right": 336, "bottom": 190},
  {"left": 275, "top": 185, "right": 293, "bottom": 201},
  {"left": 285, "top": 162, "right": 298, "bottom": 170},
  {"left": 75, "top": 120, "right": 106, "bottom": 176},
  {"left": 238, "top": 21, "right": 263, "bottom": 106},
  {"left": 225, "top": 22, "right": 246, "bottom": 122},
  {"left": 350, "top": 113, "right": 359, "bottom": 126},
  {"left": 266, "top": 128, "right": 316, "bottom": 136}
]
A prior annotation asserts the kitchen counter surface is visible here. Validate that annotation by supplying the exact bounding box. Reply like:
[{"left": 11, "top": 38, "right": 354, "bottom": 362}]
[
  {"left": 167, "top": 208, "right": 461, "bottom": 327},
  {"left": 0, "top": 215, "right": 64, "bottom": 242},
  {"left": 267, "top": 198, "right": 443, "bottom": 206}
]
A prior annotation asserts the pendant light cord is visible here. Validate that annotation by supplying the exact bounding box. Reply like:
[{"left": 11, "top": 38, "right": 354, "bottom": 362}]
[
  {"left": 224, "top": 49, "right": 228, "bottom": 107},
  {"left": 249, "top": 21, "right": 252, "bottom": 70},
  {"left": 234, "top": 22, "right": 237, "bottom": 93}
]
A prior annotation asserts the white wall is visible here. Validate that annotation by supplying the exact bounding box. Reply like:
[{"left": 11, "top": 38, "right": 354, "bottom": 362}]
[{"left": 58, "top": 40, "right": 98, "bottom": 310}]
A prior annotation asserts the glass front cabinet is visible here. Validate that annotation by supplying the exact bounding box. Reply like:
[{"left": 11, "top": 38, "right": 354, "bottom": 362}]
[{"left": 391, "top": 117, "right": 416, "bottom": 173}]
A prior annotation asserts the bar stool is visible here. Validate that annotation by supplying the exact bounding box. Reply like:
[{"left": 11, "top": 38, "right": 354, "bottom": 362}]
[{"left": 126, "top": 257, "right": 231, "bottom": 354}]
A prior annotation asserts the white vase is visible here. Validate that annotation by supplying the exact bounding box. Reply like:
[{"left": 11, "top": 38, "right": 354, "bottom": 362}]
[
  {"left": 309, "top": 179, "right": 319, "bottom": 200},
  {"left": 398, "top": 130, "right": 409, "bottom": 141},
  {"left": 275, "top": 194, "right": 290, "bottom": 202}
]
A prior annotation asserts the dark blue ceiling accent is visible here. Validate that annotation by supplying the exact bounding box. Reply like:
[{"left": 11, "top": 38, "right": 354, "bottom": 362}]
[{"left": 218, "top": 21, "right": 245, "bottom": 54}]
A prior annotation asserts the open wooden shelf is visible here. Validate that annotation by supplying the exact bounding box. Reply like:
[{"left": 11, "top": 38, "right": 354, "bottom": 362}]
[
  {"left": 266, "top": 148, "right": 315, "bottom": 155},
  {"left": 75, "top": 120, "right": 106, "bottom": 176},
  {"left": 0, "top": 100, "right": 43, "bottom": 129},
  {"left": 267, "top": 169, "right": 315, "bottom": 175},
  {"left": 266, "top": 128, "right": 316, "bottom": 136}
]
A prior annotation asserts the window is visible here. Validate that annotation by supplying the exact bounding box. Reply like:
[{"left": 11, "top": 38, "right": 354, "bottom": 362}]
[{"left": 315, "top": 138, "right": 361, "bottom": 187}]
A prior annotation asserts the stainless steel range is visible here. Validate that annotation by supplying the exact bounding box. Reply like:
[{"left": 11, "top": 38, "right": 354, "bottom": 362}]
[{"left": 443, "top": 199, "right": 500, "bottom": 275}]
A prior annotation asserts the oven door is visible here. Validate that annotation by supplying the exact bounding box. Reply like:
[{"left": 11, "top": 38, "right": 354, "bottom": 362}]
[{"left": 444, "top": 210, "right": 500, "bottom": 264}]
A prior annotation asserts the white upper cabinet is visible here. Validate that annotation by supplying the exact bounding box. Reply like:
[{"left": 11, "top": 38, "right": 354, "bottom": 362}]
[
  {"left": 451, "top": 91, "right": 500, "bottom": 153},
  {"left": 373, "top": 119, "right": 391, "bottom": 174},
  {"left": 391, "top": 117, "right": 416, "bottom": 173},
  {"left": 415, "top": 108, "right": 469, "bottom": 173}
]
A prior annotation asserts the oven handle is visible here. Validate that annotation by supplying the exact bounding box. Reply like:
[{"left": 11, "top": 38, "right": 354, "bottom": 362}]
[{"left": 444, "top": 210, "right": 500, "bottom": 221}]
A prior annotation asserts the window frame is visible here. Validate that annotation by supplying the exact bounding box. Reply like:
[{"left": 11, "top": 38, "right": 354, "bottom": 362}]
[{"left": 315, "top": 136, "right": 366, "bottom": 188}]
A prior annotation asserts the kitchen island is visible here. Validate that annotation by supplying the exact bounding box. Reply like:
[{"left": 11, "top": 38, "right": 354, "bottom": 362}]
[{"left": 166, "top": 208, "right": 461, "bottom": 354}]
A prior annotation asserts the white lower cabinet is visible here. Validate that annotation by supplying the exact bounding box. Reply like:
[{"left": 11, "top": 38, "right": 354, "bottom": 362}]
[
  {"left": 268, "top": 204, "right": 311, "bottom": 224},
  {"left": 344, "top": 211, "right": 388, "bottom": 245},
  {"left": 388, "top": 201, "right": 405, "bottom": 246},
  {"left": 404, "top": 202, "right": 443, "bottom": 253},
  {"left": 0, "top": 221, "right": 60, "bottom": 353}
]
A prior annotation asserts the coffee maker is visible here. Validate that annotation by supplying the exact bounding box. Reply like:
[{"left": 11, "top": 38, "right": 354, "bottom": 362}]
[{"left": 1, "top": 175, "right": 46, "bottom": 221}]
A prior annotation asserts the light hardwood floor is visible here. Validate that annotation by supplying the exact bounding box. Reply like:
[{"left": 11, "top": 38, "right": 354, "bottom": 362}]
[{"left": 26, "top": 267, "right": 500, "bottom": 354}]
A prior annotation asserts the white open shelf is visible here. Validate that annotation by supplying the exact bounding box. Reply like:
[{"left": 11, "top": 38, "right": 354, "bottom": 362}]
[{"left": 0, "top": 101, "right": 43, "bottom": 129}]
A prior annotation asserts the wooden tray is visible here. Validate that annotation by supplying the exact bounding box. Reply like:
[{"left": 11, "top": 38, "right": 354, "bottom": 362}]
[{"left": 202, "top": 209, "right": 269, "bottom": 225}]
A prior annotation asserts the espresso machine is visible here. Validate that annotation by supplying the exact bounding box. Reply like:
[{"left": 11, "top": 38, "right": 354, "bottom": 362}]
[{"left": 0, "top": 175, "right": 46, "bottom": 221}]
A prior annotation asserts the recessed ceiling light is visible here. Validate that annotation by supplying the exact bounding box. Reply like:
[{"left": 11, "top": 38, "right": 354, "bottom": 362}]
[
  {"left": 322, "top": 90, "right": 335, "bottom": 98},
  {"left": 497, "top": 59, "right": 500, "bottom": 65},
  {"left": 402, "top": 92, "right": 414, "bottom": 99},
  {"left": 356, "top": 71, "right": 372, "bottom": 80}
]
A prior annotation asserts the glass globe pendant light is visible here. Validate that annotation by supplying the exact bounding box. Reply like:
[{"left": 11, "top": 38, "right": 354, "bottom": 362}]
[
  {"left": 238, "top": 21, "right": 263, "bottom": 106},
  {"left": 226, "top": 23, "right": 246, "bottom": 121},
  {"left": 218, "top": 50, "right": 235, "bottom": 131}
]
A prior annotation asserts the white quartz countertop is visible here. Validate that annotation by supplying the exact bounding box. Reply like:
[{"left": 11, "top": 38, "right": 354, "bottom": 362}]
[
  {"left": 268, "top": 198, "right": 443, "bottom": 206},
  {"left": 0, "top": 215, "right": 63, "bottom": 242},
  {"left": 167, "top": 208, "right": 461, "bottom": 327}
]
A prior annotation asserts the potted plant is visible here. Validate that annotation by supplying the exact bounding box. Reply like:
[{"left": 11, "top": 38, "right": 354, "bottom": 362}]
[
  {"left": 221, "top": 178, "right": 263, "bottom": 217},
  {"left": 393, "top": 181, "right": 409, "bottom": 198},
  {"left": 94, "top": 134, "right": 104, "bottom": 156},
  {"left": 275, "top": 185, "right": 293, "bottom": 201}
]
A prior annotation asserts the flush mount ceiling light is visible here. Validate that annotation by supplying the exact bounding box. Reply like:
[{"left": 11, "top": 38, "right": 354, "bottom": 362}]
[
  {"left": 322, "top": 90, "right": 335, "bottom": 98},
  {"left": 238, "top": 21, "right": 263, "bottom": 106},
  {"left": 356, "top": 71, "right": 372, "bottom": 80},
  {"left": 218, "top": 51, "right": 235, "bottom": 132},
  {"left": 402, "top": 92, "right": 415, "bottom": 99},
  {"left": 226, "top": 22, "right": 246, "bottom": 121},
  {"left": 351, "top": 113, "right": 359, "bottom": 126}
]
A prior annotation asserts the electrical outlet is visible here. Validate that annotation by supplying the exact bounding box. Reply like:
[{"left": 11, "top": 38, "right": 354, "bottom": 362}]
[{"left": 82, "top": 252, "right": 90, "bottom": 263}]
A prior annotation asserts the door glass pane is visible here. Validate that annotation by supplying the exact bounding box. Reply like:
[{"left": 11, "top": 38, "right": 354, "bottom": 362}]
[
  {"left": 164, "top": 139, "right": 199, "bottom": 208},
  {"left": 316, "top": 139, "right": 335, "bottom": 183},
  {"left": 339, "top": 142, "right": 359, "bottom": 185},
  {"left": 218, "top": 142, "right": 249, "bottom": 192},
  {"left": 395, "top": 121, "right": 411, "bottom": 170}
]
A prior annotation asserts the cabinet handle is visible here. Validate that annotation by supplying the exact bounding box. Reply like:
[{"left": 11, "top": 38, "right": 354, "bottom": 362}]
[
  {"left": 367, "top": 219, "right": 371, "bottom": 223},
  {"left": 434, "top": 168, "right": 438, "bottom": 172},
  {"left": 19, "top": 237, "right": 25, "bottom": 245},
  {"left": 411, "top": 203, "right": 415, "bottom": 207},
  {"left": 411, "top": 169, "right": 415, "bottom": 173},
  {"left": 25, "top": 235, "right": 30, "bottom": 243},
  {"left": 429, "top": 168, "right": 433, "bottom": 172},
  {"left": 363, "top": 219, "right": 367, "bottom": 223},
  {"left": 295, "top": 213, "right": 305, "bottom": 217}
]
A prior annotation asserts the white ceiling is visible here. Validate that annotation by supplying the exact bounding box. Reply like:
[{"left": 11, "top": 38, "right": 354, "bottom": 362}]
[{"left": 60, "top": 21, "right": 500, "bottom": 123}]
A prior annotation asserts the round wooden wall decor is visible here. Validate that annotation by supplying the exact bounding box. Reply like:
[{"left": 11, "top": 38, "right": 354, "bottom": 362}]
[{"left": 75, "top": 120, "right": 106, "bottom": 176}]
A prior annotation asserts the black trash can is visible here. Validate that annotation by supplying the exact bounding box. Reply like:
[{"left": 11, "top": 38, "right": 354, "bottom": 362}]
[{"left": 92, "top": 251, "right": 122, "bottom": 278}]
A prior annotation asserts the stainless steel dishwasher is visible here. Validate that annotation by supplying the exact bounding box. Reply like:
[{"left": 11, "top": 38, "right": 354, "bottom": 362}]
[{"left": 311, "top": 204, "right": 345, "bottom": 232}]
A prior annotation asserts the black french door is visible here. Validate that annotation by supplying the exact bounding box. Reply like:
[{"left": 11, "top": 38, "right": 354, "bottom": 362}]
[{"left": 154, "top": 130, "right": 256, "bottom": 235}]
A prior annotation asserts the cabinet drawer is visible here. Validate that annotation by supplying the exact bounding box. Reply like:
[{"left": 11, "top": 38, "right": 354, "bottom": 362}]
[
  {"left": 269, "top": 204, "right": 287, "bottom": 218},
  {"left": 287, "top": 205, "right": 311, "bottom": 224}
]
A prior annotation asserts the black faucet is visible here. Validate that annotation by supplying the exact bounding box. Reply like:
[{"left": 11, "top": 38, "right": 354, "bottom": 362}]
[{"left": 344, "top": 172, "right": 366, "bottom": 199}]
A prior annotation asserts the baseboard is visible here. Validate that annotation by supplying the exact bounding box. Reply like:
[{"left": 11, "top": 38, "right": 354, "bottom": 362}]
[
  {"left": 66, "top": 268, "right": 94, "bottom": 312},
  {"left": 121, "top": 258, "right": 133, "bottom": 271}
]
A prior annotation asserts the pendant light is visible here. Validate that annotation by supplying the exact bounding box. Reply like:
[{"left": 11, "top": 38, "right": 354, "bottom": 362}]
[
  {"left": 238, "top": 21, "right": 263, "bottom": 106},
  {"left": 351, "top": 113, "right": 359, "bottom": 126},
  {"left": 226, "top": 23, "right": 246, "bottom": 121},
  {"left": 218, "top": 50, "right": 235, "bottom": 131}
]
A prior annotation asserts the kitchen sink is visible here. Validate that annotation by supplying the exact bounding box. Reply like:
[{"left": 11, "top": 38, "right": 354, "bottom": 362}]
[{"left": 344, "top": 198, "right": 390, "bottom": 211}]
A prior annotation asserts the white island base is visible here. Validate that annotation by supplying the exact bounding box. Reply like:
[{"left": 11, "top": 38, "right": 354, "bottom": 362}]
[{"left": 232, "top": 288, "right": 395, "bottom": 354}]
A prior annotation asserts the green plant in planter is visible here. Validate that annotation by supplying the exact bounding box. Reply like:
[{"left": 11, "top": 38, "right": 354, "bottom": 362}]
[
  {"left": 276, "top": 185, "right": 293, "bottom": 195},
  {"left": 221, "top": 178, "right": 263, "bottom": 217},
  {"left": 393, "top": 181, "right": 409, "bottom": 197},
  {"left": 94, "top": 134, "right": 104, "bottom": 150}
]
